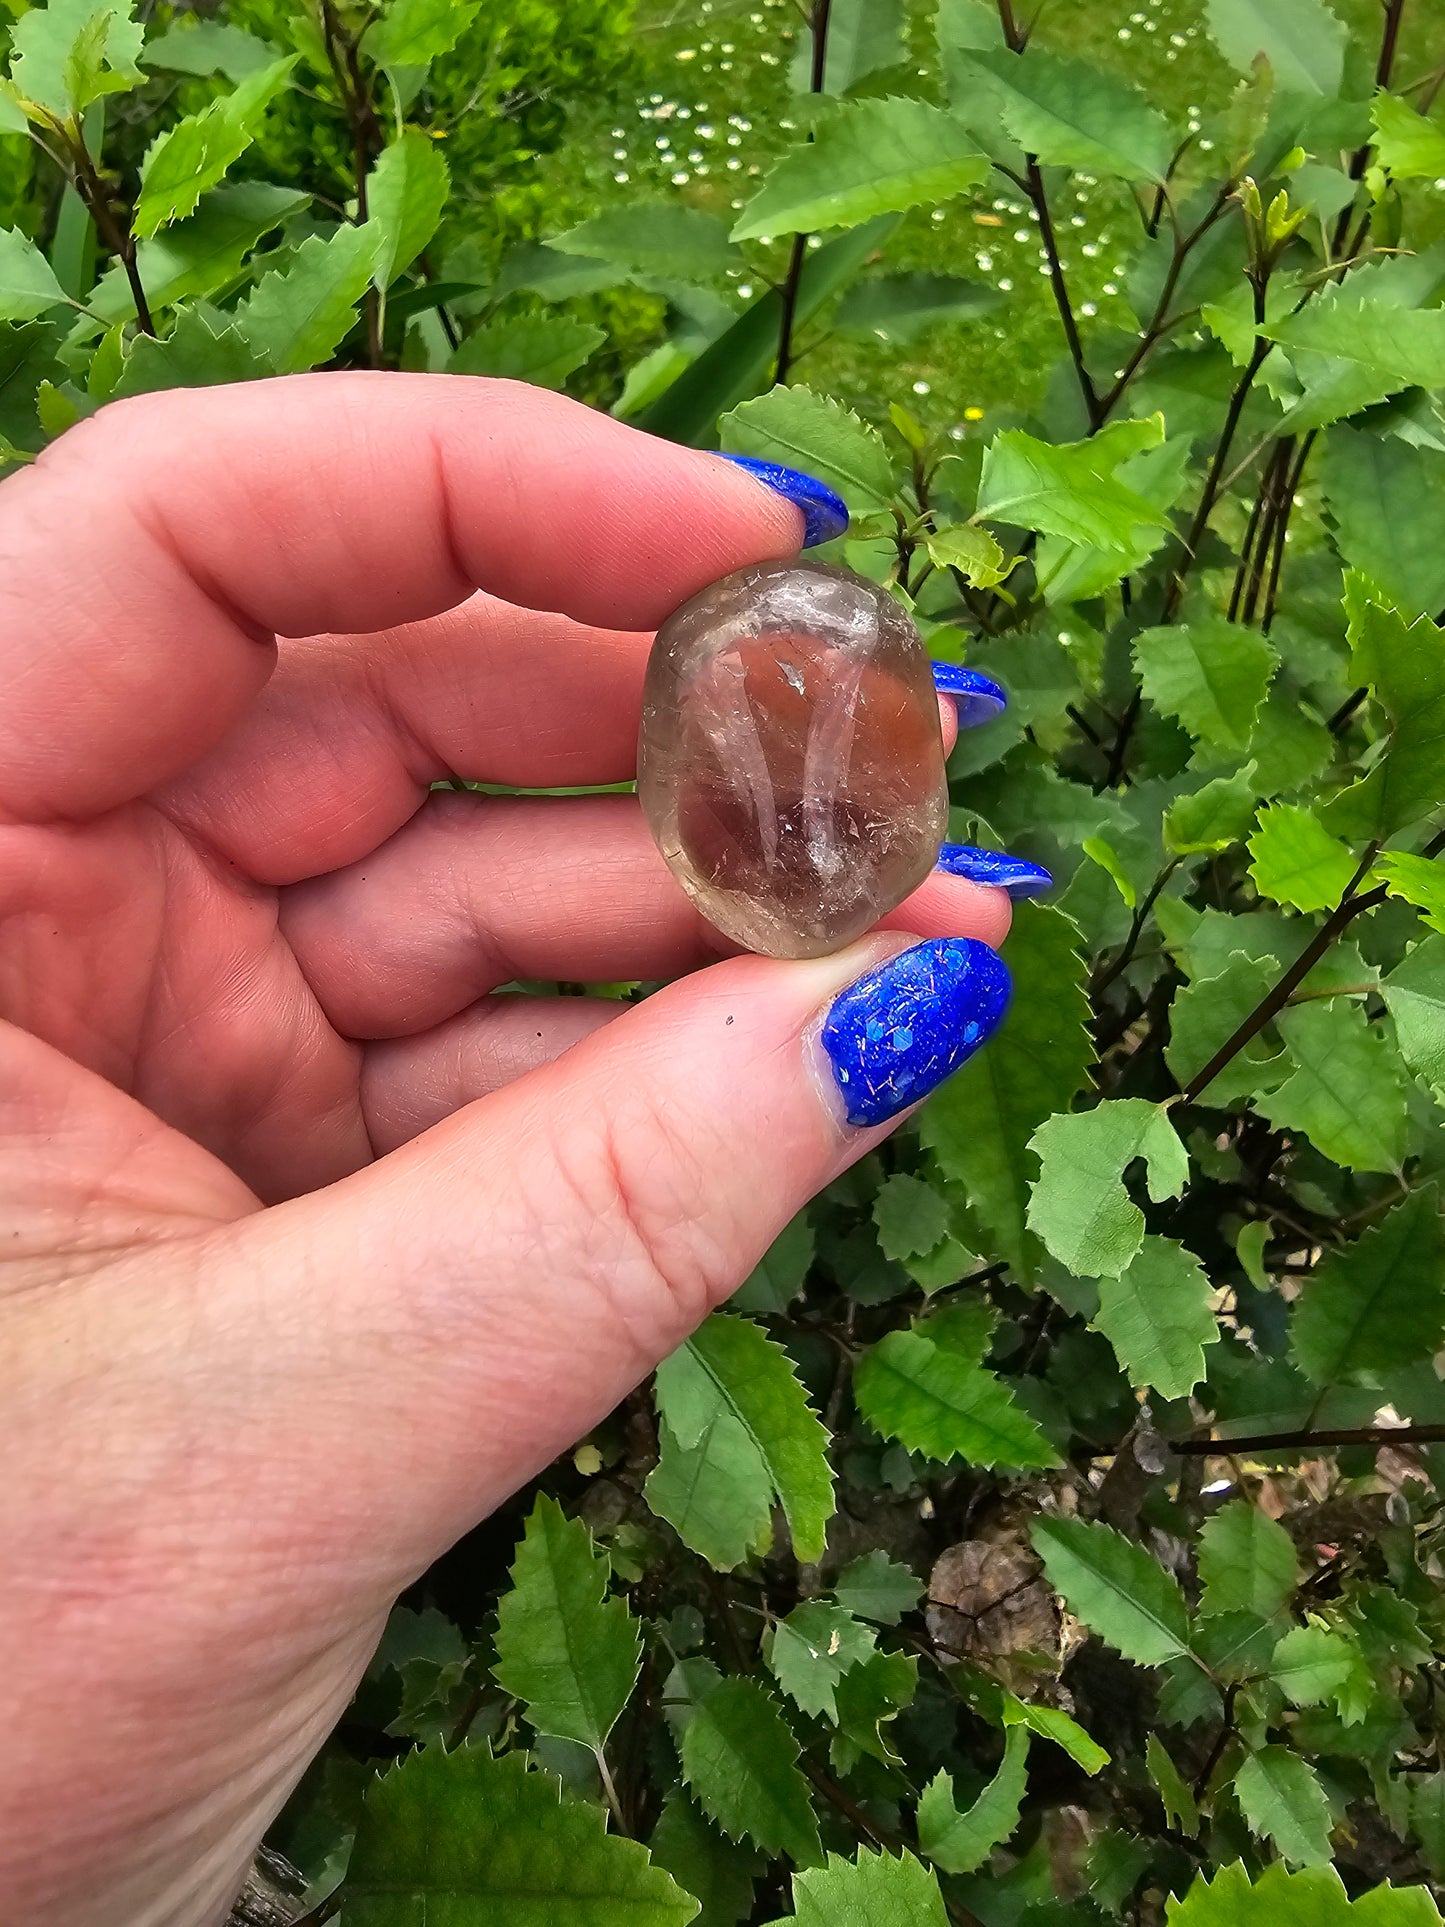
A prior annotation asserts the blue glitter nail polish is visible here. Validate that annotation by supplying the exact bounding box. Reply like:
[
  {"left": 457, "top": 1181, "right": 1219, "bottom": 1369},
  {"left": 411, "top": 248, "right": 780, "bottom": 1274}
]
[
  {"left": 712, "top": 452, "right": 850, "bottom": 548},
  {"left": 820, "top": 938, "right": 1011, "bottom": 1128},
  {"left": 931, "top": 661, "right": 1008, "bottom": 728},
  {"left": 937, "top": 843, "right": 1053, "bottom": 898}
]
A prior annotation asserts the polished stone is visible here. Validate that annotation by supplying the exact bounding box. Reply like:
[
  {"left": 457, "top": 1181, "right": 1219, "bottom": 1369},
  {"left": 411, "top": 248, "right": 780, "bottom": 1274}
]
[{"left": 638, "top": 559, "right": 949, "bottom": 958}]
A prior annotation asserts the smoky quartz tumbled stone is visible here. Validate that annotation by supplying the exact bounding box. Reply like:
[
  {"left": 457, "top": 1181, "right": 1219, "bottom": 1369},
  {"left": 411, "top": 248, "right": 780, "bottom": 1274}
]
[{"left": 638, "top": 558, "right": 949, "bottom": 959}]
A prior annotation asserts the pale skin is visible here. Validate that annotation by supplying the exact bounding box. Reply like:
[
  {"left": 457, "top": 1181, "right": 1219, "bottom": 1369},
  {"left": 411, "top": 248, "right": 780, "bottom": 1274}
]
[{"left": 0, "top": 374, "right": 1011, "bottom": 1925}]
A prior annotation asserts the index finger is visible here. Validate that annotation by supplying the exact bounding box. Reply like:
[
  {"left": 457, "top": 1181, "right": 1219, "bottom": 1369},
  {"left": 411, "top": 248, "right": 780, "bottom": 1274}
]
[{"left": 0, "top": 373, "right": 805, "bottom": 821}]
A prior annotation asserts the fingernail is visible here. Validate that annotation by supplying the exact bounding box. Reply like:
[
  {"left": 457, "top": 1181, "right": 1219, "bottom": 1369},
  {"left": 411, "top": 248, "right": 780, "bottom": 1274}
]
[
  {"left": 932, "top": 661, "right": 1007, "bottom": 728},
  {"left": 711, "top": 452, "right": 849, "bottom": 548},
  {"left": 937, "top": 843, "right": 1053, "bottom": 898},
  {"left": 819, "top": 937, "right": 1011, "bottom": 1128}
]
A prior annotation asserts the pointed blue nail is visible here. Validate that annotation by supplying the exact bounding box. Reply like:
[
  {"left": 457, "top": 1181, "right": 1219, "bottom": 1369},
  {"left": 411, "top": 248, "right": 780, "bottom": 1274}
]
[
  {"left": 932, "top": 661, "right": 1008, "bottom": 728},
  {"left": 820, "top": 938, "right": 1011, "bottom": 1128},
  {"left": 712, "top": 452, "right": 849, "bottom": 548},
  {"left": 937, "top": 844, "right": 1053, "bottom": 898}
]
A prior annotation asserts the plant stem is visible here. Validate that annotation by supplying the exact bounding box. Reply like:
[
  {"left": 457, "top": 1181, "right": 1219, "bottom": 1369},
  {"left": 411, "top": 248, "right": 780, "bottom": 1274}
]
[
  {"left": 775, "top": 0, "right": 833, "bottom": 383},
  {"left": 1161, "top": 325, "right": 1272, "bottom": 624},
  {"left": 1172, "top": 1423, "right": 1445, "bottom": 1456},
  {"left": 66, "top": 131, "right": 153, "bottom": 334}
]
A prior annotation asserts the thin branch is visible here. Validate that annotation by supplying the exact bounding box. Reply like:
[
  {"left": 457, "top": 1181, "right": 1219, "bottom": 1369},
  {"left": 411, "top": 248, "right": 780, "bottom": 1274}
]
[
  {"left": 1093, "top": 859, "right": 1182, "bottom": 996},
  {"left": 1172, "top": 1422, "right": 1445, "bottom": 1456},
  {"left": 775, "top": 0, "right": 833, "bottom": 383}
]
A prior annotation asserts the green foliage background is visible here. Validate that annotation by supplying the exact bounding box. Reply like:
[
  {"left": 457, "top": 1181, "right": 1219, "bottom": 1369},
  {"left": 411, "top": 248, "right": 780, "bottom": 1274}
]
[{"left": 7, "top": 0, "right": 1445, "bottom": 1921}]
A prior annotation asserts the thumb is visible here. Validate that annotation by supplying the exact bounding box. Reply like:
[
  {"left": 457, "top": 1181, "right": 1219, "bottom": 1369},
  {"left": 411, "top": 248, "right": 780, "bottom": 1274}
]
[{"left": 232, "top": 933, "right": 1010, "bottom": 1580}]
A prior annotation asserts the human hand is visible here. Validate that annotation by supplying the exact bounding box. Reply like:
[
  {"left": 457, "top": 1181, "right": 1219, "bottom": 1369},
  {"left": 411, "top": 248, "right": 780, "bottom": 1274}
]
[{"left": 0, "top": 375, "right": 1028, "bottom": 1924}]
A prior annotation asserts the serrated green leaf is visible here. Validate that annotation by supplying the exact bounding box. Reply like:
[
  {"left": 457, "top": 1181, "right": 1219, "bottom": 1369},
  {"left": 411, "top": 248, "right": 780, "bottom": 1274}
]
[
  {"left": 719, "top": 382, "right": 894, "bottom": 511},
  {"left": 788, "top": 0, "right": 906, "bottom": 95},
  {"left": 977, "top": 418, "right": 1168, "bottom": 552},
  {"left": 141, "top": 20, "right": 279, "bottom": 80},
  {"left": 872, "top": 1174, "right": 951, "bottom": 1263},
  {"left": 1270, "top": 1623, "right": 1358, "bottom": 1707},
  {"left": 1032, "top": 1515, "right": 1191, "bottom": 1666},
  {"left": 1270, "top": 301, "right": 1445, "bottom": 432},
  {"left": 1383, "top": 935, "right": 1445, "bottom": 1105},
  {"left": 769, "top": 1848, "right": 949, "bottom": 1926},
  {"left": 342, "top": 1746, "right": 699, "bottom": 1925},
  {"left": 923, "top": 904, "right": 1092, "bottom": 1283},
  {"left": 366, "top": 128, "right": 449, "bottom": 290},
  {"left": 1147, "top": 1733, "right": 1200, "bottom": 1836},
  {"left": 492, "top": 1495, "right": 640, "bottom": 1752},
  {"left": 1320, "top": 427, "right": 1445, "bottom": 620},
  {"left": 829, "top": 1649, "right": 917, "bottom": 1773},
  {"left": 1377, "top": 853, "right": 1445, "bottom": 936},
  {"left": 1163, "top": 767, "right": 1259, "bottom": 856},
  {"left": 681, "top": 1676, "right": 822, "bottom": 1866},
  {"left": 1027, "top": 1100, "right": 1188, "bottom": 1278},
  {"left": 0, "top": 226, "right": 66, "bottom": 322},
  {"left": 1166, "top": 953, "right": 1287, "bottom": 1106},
  {"left": 963, "top": 46, "right": 1173, "bottom": 182},
  {"left": 733, "top": 1211, "right": 814, "bottom": 1316},
  {"left": 1169, "top": 1861, "right": 1443, "bottom": 1923},
  {"left": 1234, "top": 1746, "right": 1333, "bottom": 1867},
  {"left": 88, "top": 182, "right": 309, "bottom": 324},
  {"left": 854, "top": 1327, "right": 1059, "bottom": 1469},
  {"left": 1372, "top": 92, "right": 1445, "bottom": 180},
  {"left": 1204, "top": 0, "right": 1347, "bottom": 97},
  {"left": 450, "top": 316, "right": 605, "bottom": 389},
  {"left": 1324, "top": 579, "right": 1445, "bottom": 841},
  {"left": 1134, "top": 619, "right": 1277, "bottom": 754},
  {"left": 837, "top": 271, "right": 1002, "bottom": 344},
  {"left": 1093, "top": 1235, "right": 1218, "bottom": 1399},
  {"left": 552, "top": 204, "right": 741, "bottom": 280},
  {"left": 833, "top": 1552, "right": 922, "bottom": 1627},
  {"left": 362, "top": 0, "right": 483, "bottom": 71},
  {"left": 233, "top": 223, "right": 379, "bottom": 373},
  {"left": 650, "top": 1791, "right": 759, "bottom": 1927},
  {"left": 134, "top": 55, "right": 295, "bottom": 237},
  {"left": 109, "top": 305, "right": 270, "bottom": 397},
  {"left": 647, "top": 1314, "right": 834, "bottom": 1569},
  {"left": 926, "top": 522, "right": 1009, "bottom": 587},
  {"left": 1259, "top": 998, "right": 1409, "bottom": 1175},
  {"left": 1198, "top": 1500, "right": 1298, "bottom": 1619},
  {"left": 731, "top": 96, "right": 989, "bottom": 243},
  {"left": 8, "top": 0, "right": 144, "bottom": 121},
  {"left": 767, "top": 1602, "right": 876, "bottom": 1720},
  {"left": 1247, "top": 802, "right": 1358, "bottom": 913},
  {"left": 1038, "top": 432, "right": 1192, "bottom": 606},
  {"left": 1291, "top": 1186, "right": 1445, "bottom": 1384},
  {"left": 917, "top": 1727, "right": 1030, "bottom": 1875}
]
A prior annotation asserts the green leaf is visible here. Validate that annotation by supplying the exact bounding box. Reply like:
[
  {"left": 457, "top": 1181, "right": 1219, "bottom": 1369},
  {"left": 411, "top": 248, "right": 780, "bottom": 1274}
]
[
  {"left": 1032, "top": 1516, "right": 1191, "bottom": 1666},
  {"left": 492, "top": 1495, "right": 640, "bottom": 1752},
  {"left": 7, "top": 0, "right": 144, "bottom": 121},
  {"left": 1269, "top": 301, "right": 1445, "bottom": 431},
  {"left": 362, "top": 0, "right": 483, "bottom": 72},
  {"left": 1234, "top": 1747, "right": 1333, "bottom": 1867},
  {"left": 342, "top": 1746, "right": 699, "bottom": 1925},
  {"left": 731, "top": 97, "right": 989, "bottom": 243},
  {"left": 833, "top": 1553, "right": 922, "bottom": 1627},
  {"left": 134, "top": 55, "right": 295, "bottom": 237},
  {"left": 829, "top": 1649, "right": 917, "bottom": 1773},
  {"left": 917, "top": 1727, "right": 1030, "bottom": 1875},
  {"left": 1026, "top": 1100, "right": 1189, "bottom": 1278},
  {"left": 680, "top": 1676, "right": 822, "bottom": 1866},
  {"left": 1038, "top": 433, "right": 1192, "bottom": 607},
  {"left": 109, "top": 306, "right": 271, "bottom": 397},
  {"left": 854, "top": 1326, "right": 1060, "bottom": 1469},
  {"left": 1169, "top": 1862, "right": 1443, "bottom": 1923},
  {"left": 1320, "top": 427, "right": 1445, "bottom": 620},
  {"left": 1166, "top": 953, "right": 1287, "bottom": 1106},
  {"left": 646, "top": 1314, "right": 834, "bottom": 1569},
  {"left": 233, "top": 223, "right": 379, "bottom": 374},
  {"left": 1270, "top": 1623, "right": 1358, "bottom": 1707},
  {"left": 141, "top": 20, "right": 279, "bottom": 81},
  {"left": 552, "top": 204, "right": 741, "bottom": 281},
  {"left": 963, "top": 46, "right": 1173, "bottom": 181},
  {"left": 719, "top": 382, "right": 894, "bottom": 511},
  {"left": 733, "top": 1211, "right": 814, "bottom": 1316},
  {"left": 1001, "top": 1697, "right": 1108, "bottom": 1775},
  {"left": 366, "top": 128, "right": 450, "bottom": 290},
  {"left": 1259, "top": 998, "right": 1410, "bottom": 1175},
  {"left": 978, "top": 418, "right": 1169, "bottom": 553},
  {"left": 1292, "top": 1186, "right": 1445, "bottom": 1384},
  {"left": 1147, "top": 1733, "right": 1200, "bottom": 1836},
  {"left": 1324, "top": 579, "right": 1445, "bottom": 841},
  {"left": 767, "top": 1602, "right": 876, "bottom": 1720},
  {"left": 788, "top": 0, "right": 906, "bottom": 95},
  {"left": 926, "top": 522, "right": 1010, "bottom": 587},
  {"left": 836, "top": 271, "right": 1002, "bottom": 344},
  {"left": 450, "top": 317, "right": 605, "bottom": 389},
  {"left": 0, "top": 226, "right": 66, "bottom": 321},
  {"left": 1133, "top": 620, "right": 1277, "bottom": 754},
  {"left": 1163, "top": 767, "right": 1259, "bottom": 856},
  {"left": 1198, "top": 1501, "right": 1298, "bottom": 1619},
  {"left": 650, "top": 1791, "right": 759, "bottom": 1927},
  {"left": 1247, "top": 803, "right": 1358, "bottom": 913},
  {"left": 1373, "top": 92, "right": 1445, "bottom": 179},
  {"left": 1093, "top": 1235, "right": 1218, "bottom": 1400},
  {"left": 769, "top": 1849, "right": 949, "bottom": 1926},
  {"left": 1383, "top": 936, "right": 1445, "bottom": 1105},
  {"left": 923, "top": 904, "right": 1092, "bottom": 1283},
  {"left": 1377, "top": 853, "right": 1445, "bottom": 937},
  {"left": 88, "top": 182, "right": 309, "bottom": 324},
  {"left": 1204, "top": 0, "right": 1347, "bottom": 97},
  {"left": 873, "top": 1174, "right": 950, "bottom": 1263}
]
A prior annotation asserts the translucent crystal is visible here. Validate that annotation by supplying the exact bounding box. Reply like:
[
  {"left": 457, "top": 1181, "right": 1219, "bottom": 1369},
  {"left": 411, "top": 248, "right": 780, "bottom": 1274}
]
[{"left": 638, "top": 559, "right": 948, "bottom": 959}]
